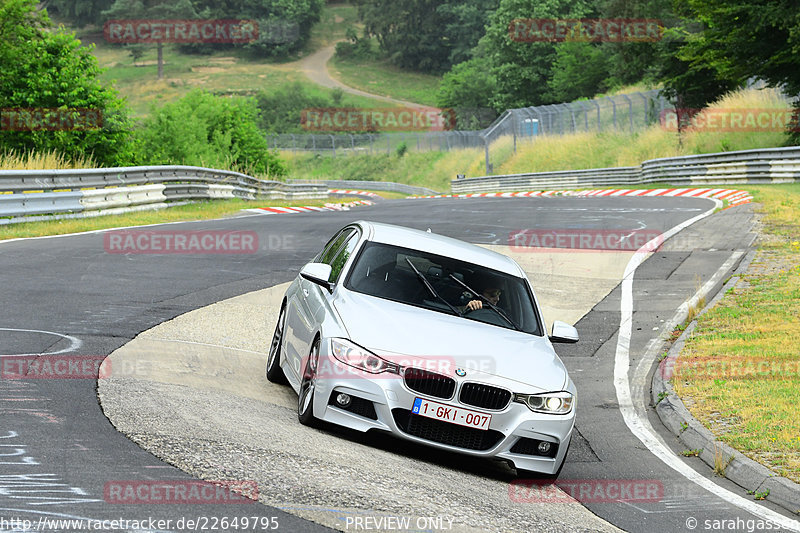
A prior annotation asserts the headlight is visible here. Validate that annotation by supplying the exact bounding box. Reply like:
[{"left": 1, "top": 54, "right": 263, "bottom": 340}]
[
  {"left": 514, "top": 391, "right": 574, "bottom": 414},
  {"left": 330, "top": 338, "right": 399, "bottom": 374}
]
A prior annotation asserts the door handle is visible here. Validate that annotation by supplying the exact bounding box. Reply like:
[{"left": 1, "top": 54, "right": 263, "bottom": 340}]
[{"left": 303, "top": 288, "right": 309, "bottom": 297}]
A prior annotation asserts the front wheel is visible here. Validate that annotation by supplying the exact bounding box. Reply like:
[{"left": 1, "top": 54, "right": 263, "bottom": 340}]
[
  {"left": 266, "top": 307, "right": 288, "bottom": 384},
  {"left": 297, "top": 339, "right": 320, "bottom": 427}
]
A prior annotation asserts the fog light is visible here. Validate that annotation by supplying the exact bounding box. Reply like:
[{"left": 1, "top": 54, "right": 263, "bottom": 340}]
[
  {"left": 537, "top": 441, "right": 551, "bottom": 455},
  {"left": 336, "top": 393, "right": 352, "bottom": 408}
]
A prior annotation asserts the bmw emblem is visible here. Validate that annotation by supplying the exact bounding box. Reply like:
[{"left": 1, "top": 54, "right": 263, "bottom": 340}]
[{"left": 455, "top": 368, "right": 466, "bottom": 377}]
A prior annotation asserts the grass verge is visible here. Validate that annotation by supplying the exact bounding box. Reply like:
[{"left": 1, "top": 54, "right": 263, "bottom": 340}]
[
  {"left": 0, "top": 198, "right": 344, "bottom": 240},
  {"left": 329, "top": 54, "right": 442, "bottom": 106},
  {"left": 673, "top": 183, "right": 800, "bottom": 483},
  {"left": 284, "top": 87, "right": 793, "bottom": 192}
]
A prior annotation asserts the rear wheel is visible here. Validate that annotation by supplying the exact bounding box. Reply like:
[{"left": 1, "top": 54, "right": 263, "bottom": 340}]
[
  {"left": 298, "top": 339, "right": 320, "bottom": 427},
  {"left": 266, "top": 307, "right": 288, "bottom": 384}
]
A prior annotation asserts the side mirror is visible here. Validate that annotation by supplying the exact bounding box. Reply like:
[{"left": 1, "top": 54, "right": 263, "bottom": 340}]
[
  {"left": 550, "top": 320, "right": 579, "bottom": 344},
  {"left": 300, "top": 263, "right": 334, "bottom": 293}
]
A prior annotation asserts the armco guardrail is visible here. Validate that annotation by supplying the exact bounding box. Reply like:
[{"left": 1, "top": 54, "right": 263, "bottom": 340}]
[
  {"left": 290, "top": 179, "right": 439, "bottom": 196},
  {"left": 0, "top": 165, "right": 326, "bottom": 222},
  {"left": 451, "top": 146, "right": 800, "bottom": 193}
]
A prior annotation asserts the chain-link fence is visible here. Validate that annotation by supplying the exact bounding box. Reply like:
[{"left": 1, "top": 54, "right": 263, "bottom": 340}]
[{"left": 267, "top": 89, "right": 669, "bottom": 173}]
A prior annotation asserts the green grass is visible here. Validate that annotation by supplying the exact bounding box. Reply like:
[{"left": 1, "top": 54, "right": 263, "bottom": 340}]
[
  {"left": 330, "top": 53, "right": 442, "bottom": 106},
  {"left": 282, "top": 87, "right": 794, "bottom": 192},
  {"left": 674, "top": 184, "right": 800, "bottom": 483},
  {"left": 0, "top": 198, "right": 338, "bottom": 240},
  {"left": 282, "top": 150, "right": 471, "bottom": 192},
  {"left": 68, "top": 3, "right": 386, "bottom": 118},
  {"left": 308, "top": 3, "right": 360, "bottom": 49},
  {"left": 87, "top": 42, "right": 380, "bottom": 117}
]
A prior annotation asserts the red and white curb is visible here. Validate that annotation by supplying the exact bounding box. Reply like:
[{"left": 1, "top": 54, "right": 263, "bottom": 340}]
[
  {"left": 328, "top": 189, "right": 382, "bottom": 198},
  {"left": 244, "top": 199, "right": 374, "bottom": 215},
  {"left": 409, "top": 188, "right": 753, "bottom": 207}
]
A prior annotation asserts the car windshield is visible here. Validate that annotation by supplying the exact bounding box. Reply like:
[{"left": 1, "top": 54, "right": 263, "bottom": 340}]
[{"left": 344, "top": 241, "right": 542, "bottom": 335}]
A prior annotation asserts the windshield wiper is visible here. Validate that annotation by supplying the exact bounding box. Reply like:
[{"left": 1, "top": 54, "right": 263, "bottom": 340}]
[
  {"left": 405, "top": 258, "right": 463, "bottom": 317},
  {"left": 448, "top": 274, "right": 522, "bottom": 331}
]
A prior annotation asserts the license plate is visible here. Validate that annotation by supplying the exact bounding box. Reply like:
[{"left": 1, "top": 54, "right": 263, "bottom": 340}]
[{"left": 412, "top": 398, "right": 492, "bottom": 431}]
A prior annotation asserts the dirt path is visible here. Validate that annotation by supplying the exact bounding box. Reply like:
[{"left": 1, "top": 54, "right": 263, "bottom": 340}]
[{"left": 296, "top": 44, "right": 423, "bottom": 107}]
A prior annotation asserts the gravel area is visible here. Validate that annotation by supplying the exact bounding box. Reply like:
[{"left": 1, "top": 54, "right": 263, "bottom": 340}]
[{"left": 98, "top": 251, "right": 625, "bottom": 532}]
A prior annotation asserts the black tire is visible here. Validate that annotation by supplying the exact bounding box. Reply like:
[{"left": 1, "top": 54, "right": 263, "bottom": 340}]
[
  {"left": 266, "top": 306, "right": 288, "bottom": 384},
  {"left": 297, "top": 338, "right": 320, "bottom": 427}
]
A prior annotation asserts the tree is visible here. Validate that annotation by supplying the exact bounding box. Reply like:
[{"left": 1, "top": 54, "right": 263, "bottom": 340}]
[
  {"left": 358, "top": 0, "right": 451, "bottom": 72},
  {"left": 136, "top": 90, "right": 286, "bottom": 177},
  {"left": 674, "top": 0, "right": 800, "bottom": 97},
  {"left": 255, "top": 83, "right": 332, "bottom": 134},
  {"left": 46, "top": 0, "right": 114, "bottom": 27},
  {"left": 549, "top": 41, "right": 609, "bottom": 102},
  {"left": 436, "top": 0, "right": 499, "bottom": 67},
  {"left": 479, "top": 0, "right": 592, "bottom": 109},
  {"left": 0, "top": 0, "right": 135, "bottom": 165},
  {"left": 188, "top": 0, "right": 324, "bottom": 58},
  {"left": 436, "top": 56, "right": 499, "bottom": 128},
  {"left": 356, "top": 0, "right": 497, "bottom": 73},
  {"left": 102, "top": 0, "right": 199, "bottom": 79}
]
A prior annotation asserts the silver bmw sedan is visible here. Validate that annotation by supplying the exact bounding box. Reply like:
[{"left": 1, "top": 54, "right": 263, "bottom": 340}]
[{"left": 266, "top": 220, "right": 578, "bottom": 477}]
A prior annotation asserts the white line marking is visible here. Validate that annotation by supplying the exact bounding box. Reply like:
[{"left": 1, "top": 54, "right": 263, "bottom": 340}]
[
  {"left": 0, "top": 328, "right": 82, "bottom": 357},
  {"left": 613, "top": 200, "right": 800, "bottom": 531}
]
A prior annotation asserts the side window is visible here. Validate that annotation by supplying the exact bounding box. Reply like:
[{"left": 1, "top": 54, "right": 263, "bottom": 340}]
[
  {"left": 318, "top": 229, "right": 353, "bottom": 265},
  {"left": 328, "top": 231, "right": 360, "bottom": 283}
]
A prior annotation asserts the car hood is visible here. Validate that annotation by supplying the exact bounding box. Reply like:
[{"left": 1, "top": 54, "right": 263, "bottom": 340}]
[{"left": 333, "top": 291, "right": 568, "bottom": 392}]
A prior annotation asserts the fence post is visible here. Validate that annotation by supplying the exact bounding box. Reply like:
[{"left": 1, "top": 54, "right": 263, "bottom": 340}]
[
  {"left": 636, "top": 92, "right": 649, "bottom": 126},
  {"left": 610, "top": 97, "right": 617, "bottom": 130},
  {"left": 621, "top": 94, "right": 633, "bottom": 133},
  {"left": 330, "top": 134, "right": 336, "bottom": 157},
  {"left": 483, "top": 134, "right": 491, "bottom": 175}
]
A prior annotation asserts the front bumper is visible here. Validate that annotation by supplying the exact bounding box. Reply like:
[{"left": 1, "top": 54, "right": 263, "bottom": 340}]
[{"left": 311, "top": 343, "right": 576, "bottom": 475}]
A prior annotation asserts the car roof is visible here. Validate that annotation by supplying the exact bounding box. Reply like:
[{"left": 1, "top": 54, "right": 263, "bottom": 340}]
[{"left": 354, "top": 220, "right": 525, "bottom": 277}]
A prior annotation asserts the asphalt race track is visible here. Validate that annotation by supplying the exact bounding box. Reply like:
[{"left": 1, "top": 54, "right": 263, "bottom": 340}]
[{"left": 2, "top": 196, "right": 799, "bottom": 533}]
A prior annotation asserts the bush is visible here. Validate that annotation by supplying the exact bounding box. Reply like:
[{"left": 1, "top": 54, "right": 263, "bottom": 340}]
[
  {"left": 0, "top": 0, "right": 135, "bottom": 167},
  {"left": 136, "top": 90, "right": 285, "bottom": 177},
  {"left": 335, "top": 28, "right": 375, "bottom": 60}
]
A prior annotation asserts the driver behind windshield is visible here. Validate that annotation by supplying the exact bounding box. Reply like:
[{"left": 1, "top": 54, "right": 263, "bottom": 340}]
[{"left": 465, "top": 286, "right": 501, "bottom": 312}]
